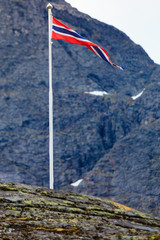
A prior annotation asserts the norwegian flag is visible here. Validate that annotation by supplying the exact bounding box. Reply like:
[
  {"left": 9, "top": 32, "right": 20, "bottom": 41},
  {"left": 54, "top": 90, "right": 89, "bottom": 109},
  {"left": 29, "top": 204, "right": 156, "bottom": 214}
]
[{"left": 52, "top": 17, "right": 123, "bottom": 70}]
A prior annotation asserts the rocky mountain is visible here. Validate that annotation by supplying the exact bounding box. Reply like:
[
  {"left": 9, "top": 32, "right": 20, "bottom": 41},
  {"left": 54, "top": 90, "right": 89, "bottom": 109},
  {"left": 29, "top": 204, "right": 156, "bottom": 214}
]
[
  {"left": 0, "top": 0, "right": 160, "bottom": 217},
  {"left": 0, "top": 182, "right": 160, "bottom": 239}
]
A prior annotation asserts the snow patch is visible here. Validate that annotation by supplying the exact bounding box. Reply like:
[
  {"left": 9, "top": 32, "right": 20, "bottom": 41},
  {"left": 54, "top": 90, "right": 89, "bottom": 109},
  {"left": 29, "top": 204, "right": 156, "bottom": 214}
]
[
  {"left": 131, "top": 89, "right": 145, "bottom": 100},
  {"left": 71, "top": 179, "right": 83, "bottom": 187},
  {"left": 85, "top": 91, "right": 108, "bottom": 96}
]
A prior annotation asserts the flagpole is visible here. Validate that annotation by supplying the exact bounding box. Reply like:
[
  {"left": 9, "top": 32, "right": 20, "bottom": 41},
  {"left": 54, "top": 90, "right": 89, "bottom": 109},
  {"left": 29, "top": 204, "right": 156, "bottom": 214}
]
[{"left": 47, "top": 3, "right": 54, "bottom": 189}]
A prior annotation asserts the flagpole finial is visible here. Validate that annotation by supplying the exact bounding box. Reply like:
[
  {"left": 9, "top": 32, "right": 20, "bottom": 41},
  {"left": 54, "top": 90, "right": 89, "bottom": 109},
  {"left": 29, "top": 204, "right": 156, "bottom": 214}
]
[{"left": 47, "top": 3, "right": 53, "bottom": 9}]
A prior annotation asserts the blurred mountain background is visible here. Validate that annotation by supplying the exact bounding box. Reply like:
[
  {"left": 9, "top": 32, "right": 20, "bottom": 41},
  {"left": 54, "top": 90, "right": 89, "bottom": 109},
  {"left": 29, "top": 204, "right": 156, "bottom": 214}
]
[{"left": 0, "top": 0, "right": 160, "bottom": 216}]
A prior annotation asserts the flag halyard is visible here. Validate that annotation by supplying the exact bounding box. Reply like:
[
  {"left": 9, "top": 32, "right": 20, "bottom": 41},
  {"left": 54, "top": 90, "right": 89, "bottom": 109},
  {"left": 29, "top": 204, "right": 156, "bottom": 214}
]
[{"left": 52, "top": 17, "right": 123, "bottom": 70}]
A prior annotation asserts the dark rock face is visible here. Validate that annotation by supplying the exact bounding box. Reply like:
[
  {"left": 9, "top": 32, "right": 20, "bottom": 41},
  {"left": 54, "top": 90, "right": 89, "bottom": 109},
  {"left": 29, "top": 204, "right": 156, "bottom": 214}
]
[
  {"left": 71, "top": 116, "right": 160, "bottom": 215},
  {"left": 69, "top": 82, "right": 160, "bottom": 217},
  {"left": 0, "top": 0, "right": 160, "bottom": 217},
  {"left": 0, "top": 182, "right": 160, "bottom": 240}
]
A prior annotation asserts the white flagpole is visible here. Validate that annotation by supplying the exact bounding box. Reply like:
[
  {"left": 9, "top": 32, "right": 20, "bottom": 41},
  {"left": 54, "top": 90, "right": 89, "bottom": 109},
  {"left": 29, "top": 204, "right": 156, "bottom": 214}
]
[{"left": 47, "top": 3, "right": 54, "bottom": 189}]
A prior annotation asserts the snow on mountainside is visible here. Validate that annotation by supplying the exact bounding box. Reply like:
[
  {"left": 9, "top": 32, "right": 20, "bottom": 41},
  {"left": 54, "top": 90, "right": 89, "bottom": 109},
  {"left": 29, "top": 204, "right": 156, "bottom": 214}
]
[
  {"left": 85, "top": 91, "right": 109, "bottom": 96},
  {"left": 131, "top": 89, "right": 145, "bottom": 100}
]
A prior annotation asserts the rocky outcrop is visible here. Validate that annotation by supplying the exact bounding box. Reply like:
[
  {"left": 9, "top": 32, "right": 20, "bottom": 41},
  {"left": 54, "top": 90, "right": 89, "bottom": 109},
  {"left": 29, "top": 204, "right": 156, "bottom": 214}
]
[
  {"left": 0, "top": 182, "right": 160, "bottom": 239},
  {"left": 0, "top": 0, "right": 160, "bottom": 217}
]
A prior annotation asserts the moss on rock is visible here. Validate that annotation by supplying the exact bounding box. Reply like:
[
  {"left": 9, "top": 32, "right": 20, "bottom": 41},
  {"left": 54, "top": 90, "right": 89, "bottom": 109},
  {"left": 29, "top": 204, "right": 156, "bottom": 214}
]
[{"left": 0, "top": 182, "right": 160, "bottom": 239}]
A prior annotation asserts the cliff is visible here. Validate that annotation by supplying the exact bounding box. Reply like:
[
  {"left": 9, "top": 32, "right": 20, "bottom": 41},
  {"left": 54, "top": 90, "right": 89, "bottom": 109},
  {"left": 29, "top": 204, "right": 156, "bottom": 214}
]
[
  {"left": 0, "top": 0, "right": 160, "bottom": 217},
  {"left": 0, "top": 182, "right": 160, "bottom": 239}
]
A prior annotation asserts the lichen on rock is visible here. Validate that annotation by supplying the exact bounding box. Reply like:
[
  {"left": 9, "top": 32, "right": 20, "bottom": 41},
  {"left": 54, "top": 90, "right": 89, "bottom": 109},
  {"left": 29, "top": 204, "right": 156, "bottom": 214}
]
[{"left": 0, "top": 182, "right": 160, "bottom": 239}]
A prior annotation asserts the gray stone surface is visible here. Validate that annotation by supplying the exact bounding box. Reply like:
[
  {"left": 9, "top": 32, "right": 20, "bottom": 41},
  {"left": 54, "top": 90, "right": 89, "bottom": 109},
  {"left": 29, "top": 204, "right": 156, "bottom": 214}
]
[{"left": 0, "top": 182, "right": 160, "bottom": 239}]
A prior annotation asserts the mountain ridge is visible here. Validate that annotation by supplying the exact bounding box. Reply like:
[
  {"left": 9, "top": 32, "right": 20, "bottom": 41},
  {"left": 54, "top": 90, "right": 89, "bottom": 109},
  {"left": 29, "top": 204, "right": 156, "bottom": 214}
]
[{"left": 0, "top": 0, "right": 159, "bottom": 217}]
